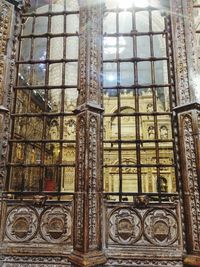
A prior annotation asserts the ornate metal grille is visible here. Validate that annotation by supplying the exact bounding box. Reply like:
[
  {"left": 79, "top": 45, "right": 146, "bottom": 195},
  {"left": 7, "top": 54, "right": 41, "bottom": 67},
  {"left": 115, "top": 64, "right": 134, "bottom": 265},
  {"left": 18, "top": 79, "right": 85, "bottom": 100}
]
[
  {"left": 103, "top": 0, "right": 177, "bottom": 202},
  {"left": 7, "top": 0, "right": 79, "bottom": 199}
]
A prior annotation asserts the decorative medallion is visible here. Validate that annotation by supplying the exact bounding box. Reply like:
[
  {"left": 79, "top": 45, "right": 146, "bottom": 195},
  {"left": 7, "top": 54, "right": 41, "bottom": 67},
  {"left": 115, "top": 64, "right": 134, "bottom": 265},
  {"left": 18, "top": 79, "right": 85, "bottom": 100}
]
[
  {"left": 40, "top": 206, "right": 72, "bottom": 243},
  {"left": 144, "top": 208, "right": 178, "bottom": 246},
  {"left": 108, "top": 207, "right": 142, "bottom": 245},
  {"left": 5, "top": 206, "right": 38, "bottom": 242}
]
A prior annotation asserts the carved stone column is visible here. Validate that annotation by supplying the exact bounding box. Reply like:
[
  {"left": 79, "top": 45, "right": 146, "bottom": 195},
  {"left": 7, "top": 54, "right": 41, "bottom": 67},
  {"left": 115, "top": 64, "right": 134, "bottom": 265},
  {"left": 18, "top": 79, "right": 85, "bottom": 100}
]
[
  {"left": 0, "top": 0, "right": 15, "bottom": 216},
  {"left": 68, "top": 0, "right": 106, "bottom": 266},
  {"left": 171, "top": 0, "right": 200, "bottom": 265},
  {"left": 0, "top": 0, "right": 29, "bottom": 237}
]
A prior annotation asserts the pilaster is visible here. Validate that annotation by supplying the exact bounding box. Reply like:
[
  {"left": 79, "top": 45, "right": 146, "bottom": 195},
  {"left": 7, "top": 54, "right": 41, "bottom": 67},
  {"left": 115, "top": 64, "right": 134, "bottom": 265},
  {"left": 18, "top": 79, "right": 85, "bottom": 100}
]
[
  {"left": 68, "top": 0, "right": 106, "bottom": 266},
  {"left": 171, "top": 0, "right": 200, "bottom": 265},
  {"left": 0, "top": 0, "right": 15, "bottom": 215}
]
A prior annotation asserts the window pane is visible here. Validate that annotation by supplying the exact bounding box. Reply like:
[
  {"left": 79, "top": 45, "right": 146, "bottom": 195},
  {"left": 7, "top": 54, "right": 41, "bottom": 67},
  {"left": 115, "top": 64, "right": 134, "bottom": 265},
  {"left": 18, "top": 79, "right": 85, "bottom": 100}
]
[
  {"left": 9, "top": 1, "right": 79, "bottom": 195},
  {"left": 50, "top": 38, "right": 63, "bottom": 60},
  {"left": 103, "top": 63, "right": 117, "bottom": 86}
]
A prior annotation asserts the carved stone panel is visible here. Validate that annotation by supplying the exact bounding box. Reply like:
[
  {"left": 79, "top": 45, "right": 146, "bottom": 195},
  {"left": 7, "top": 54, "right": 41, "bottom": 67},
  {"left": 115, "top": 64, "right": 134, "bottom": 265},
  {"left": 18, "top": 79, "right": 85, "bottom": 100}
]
[
  {"left": 5, "top": 206, "right": 39, "bottom": 242},
  {"left": 106, "top": 204, "right": 180, "bottom": 248},
  {"left": 3, "top": 203, "right": 73, "bottom": 255},
  {"left": 108, "top": 208, "right": 142, "bottom": 245},
  {"left": 144, "top": 208, "right": 178, "bottom": 246}
]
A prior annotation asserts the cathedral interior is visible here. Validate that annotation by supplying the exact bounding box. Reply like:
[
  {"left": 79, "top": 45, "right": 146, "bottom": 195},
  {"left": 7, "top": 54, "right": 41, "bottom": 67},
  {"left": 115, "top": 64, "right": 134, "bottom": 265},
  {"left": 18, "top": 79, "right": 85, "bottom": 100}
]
[{"left": 0, "top": 0, "right": 200, "bottom": 266}]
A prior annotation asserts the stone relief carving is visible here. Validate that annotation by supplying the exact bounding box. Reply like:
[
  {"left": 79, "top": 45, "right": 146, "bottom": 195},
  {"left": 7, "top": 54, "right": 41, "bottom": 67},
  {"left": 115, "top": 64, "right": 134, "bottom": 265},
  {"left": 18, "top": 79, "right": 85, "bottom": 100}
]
[
  {"left": 75, "top": 115, "right": 85, "bottom": 248},
  {"left": 182, "top": 114, "right": 200, "bottom": 250},
  {"left": 40, "top": 206, "right": 72, "bottom": 243},
  {"left": 78, "top": 3, "right": 102, "bottom": 106},
  {"left": 0, "top": 255, "right": 70, "bottom": 267},
  {"left": 109, "top": 208, "right": 142, "bottom": 245},
  {"left": 144, "top": 208, "right": 178, "bottom": 246},
  {"left": 107, "top": 206, "right": 179, "bottom": 247},
  {"left": 4, "top": 204, "right": 72, "bottom": 245},
  {"left": 88, "top": 115, "right": 98, "bottom": 248},
  {"left": 0, "top": 1, "right": 15, "bottom": 194},
  {"left": 105, "top": 259, "right": 183, "bottom": 267},
  {"left": 5, "top": 206, "right": 39, "bottom": 242},
  {"left": 171, "top": 0, "right": 190, "bottom": 105}
]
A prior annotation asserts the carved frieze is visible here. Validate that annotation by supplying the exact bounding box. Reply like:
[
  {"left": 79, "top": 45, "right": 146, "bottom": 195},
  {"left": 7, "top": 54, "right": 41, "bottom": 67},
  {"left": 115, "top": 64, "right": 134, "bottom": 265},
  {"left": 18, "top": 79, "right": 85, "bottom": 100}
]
[
  {"left": 0, "top": 255, "right": 70, "bottom": 267},
  {"left": 105, "top": 258, "right": 183, "bottom": 267}
]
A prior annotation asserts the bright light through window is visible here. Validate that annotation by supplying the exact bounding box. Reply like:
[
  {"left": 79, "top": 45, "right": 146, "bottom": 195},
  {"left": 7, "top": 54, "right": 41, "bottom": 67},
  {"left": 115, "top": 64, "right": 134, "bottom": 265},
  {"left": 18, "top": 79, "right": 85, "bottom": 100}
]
[
  {"left": 104, "top": 37, "right": 126, "bottom": 54},
  {"left": 117, "top": 0, "right": 149, "bottom": 9}
]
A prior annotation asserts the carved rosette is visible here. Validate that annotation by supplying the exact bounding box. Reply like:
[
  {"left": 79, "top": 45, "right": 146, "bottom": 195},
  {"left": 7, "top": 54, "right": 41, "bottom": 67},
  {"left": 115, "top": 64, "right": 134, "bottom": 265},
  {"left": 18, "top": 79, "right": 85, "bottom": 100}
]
[
  {"left": 171, "top": 0, "right": 190, "bottom": 105},
  {"left": 5, "top": 206, "right": 39, "bottom": 242},
  {"left": 40, "top": 206, "right": 72, "bottom": 244},
  {"left": 144, "top": 209, "right": 178, "bottom": 246}
]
